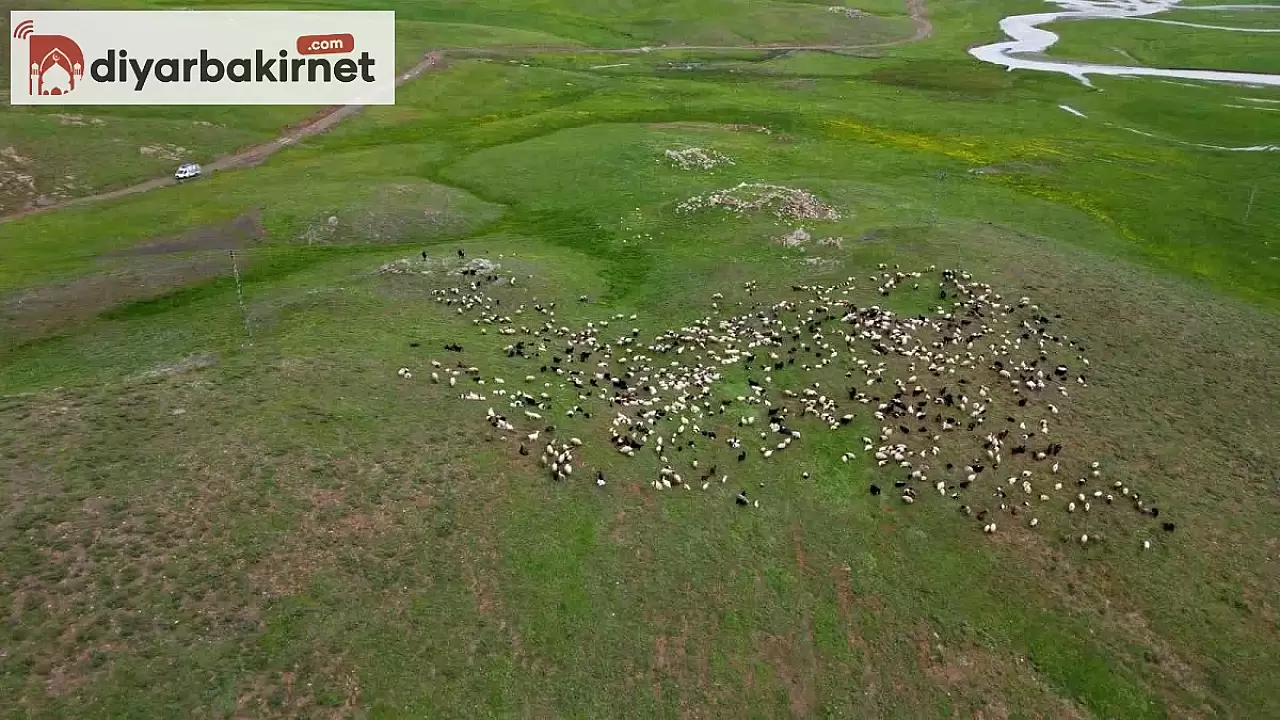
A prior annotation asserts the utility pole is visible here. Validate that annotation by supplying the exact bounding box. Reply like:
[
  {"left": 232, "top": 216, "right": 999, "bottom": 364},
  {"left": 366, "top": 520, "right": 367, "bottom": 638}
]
[
  {"left": 930, "top": 170, "right": 947, "bottom": 228},
  {"left": 1243, "top": 185, "right": 1258, "bottom": 225},
  {"left": 229, "top": 250, "right": 251, "bottom": 343}
]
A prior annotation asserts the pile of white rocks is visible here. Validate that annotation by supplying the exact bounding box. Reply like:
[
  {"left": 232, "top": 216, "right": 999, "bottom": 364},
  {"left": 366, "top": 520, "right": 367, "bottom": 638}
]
[
  {"left": 663, "top": 147, "right": 736, "bottom": 170},
  {"left": 677, "top": 182, "right": 841, "bottom": 221}
]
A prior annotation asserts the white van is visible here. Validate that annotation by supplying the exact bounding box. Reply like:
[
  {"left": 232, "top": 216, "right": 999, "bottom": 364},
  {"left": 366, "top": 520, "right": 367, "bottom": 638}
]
[{"left": 174, "top": 162, "right": 202, "bottom": 181}]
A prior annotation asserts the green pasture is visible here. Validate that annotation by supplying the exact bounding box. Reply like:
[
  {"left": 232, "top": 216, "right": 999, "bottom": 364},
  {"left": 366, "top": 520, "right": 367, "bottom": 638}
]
[
  {"left": 1046, "top": 16, "right": 1280, "bottom": 75},
  {"left": 1, "top": 0, "right": 1278, "bottom": 717}
]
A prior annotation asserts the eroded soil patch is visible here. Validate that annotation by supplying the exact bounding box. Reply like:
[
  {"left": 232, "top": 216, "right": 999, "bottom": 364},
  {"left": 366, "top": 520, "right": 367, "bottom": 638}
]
[
  {"left": 102, "top": 210, "right": 265, "bottom": 257},
  {"left": 1, "top": 254, "right": 239, "bottom": 345}
]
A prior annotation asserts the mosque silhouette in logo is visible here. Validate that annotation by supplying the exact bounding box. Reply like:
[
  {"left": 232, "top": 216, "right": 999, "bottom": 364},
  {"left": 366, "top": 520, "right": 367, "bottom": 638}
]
[{"left": 28, "top": 36, "right": 85, "bottom": 96}]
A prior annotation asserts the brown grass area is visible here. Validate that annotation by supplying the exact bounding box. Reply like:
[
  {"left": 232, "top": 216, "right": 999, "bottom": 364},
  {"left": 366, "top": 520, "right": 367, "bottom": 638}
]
[
  {"left": 829, "top": 563, "right": 883, "bottom": 713},
  {"left": 899, "top": 620, "right": 1092, "bottom": 720},
  {"left": 0, "top": 252, "right": 239, "bottom": 344},
  {"left": 2, "top": 210, "right": 1276, "bottom": 716},
  {"left": 2, "top": 446, "right": 246, "bottom": 705},
  {"left": 760, "top": 615, "right": 818, "bottom": 717},
  {"left": 460, "top": 540, "right": 500, "bottom": 617},
  {"left": 246, "top": 545, "right": 334, "bottom": 600},
  {"left": 926, "top": 220, "right": 1280, "bottom": 714},
  {"left": 1, "top": 210, "right": 264, "bottom": 344},
  {"left": 776, "top": 78, "right": 818, "bottom": 91},
  {"left": 448, "top": 478, "right": 560, "bottom": 679},
  {"left": 234, "top": 653, "right": 362, "bottom": 720},
  {"left": 102, "top": 209, "right": 265, "bottom": 257},
  {"left": 0, "top": 375, "right": 290, "bottom": 705},
  {"left": 0, "top": 369, "right": 437, "bottom": 709},
  {"left": 0, "top": 143, "right": 91, "bottom": 215},
  {"left": 245, "top": 469, "right": 408, "bottom": 600},
  {"left": 986, "top": 523, "right": 1213, "bottom": 715},
  {"left": 648, "top": 609, "right": 716, "bottom": 716},
  {"left": 648, "top": 121, "right": 773, "bottom": 134},
  {"left": 791, "top": 523, "right": 808, "bottom": 575}
]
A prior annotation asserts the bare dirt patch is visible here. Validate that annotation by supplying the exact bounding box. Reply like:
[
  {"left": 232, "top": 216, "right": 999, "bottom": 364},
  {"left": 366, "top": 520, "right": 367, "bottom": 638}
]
[
  {"left": 0, "top": 146, "right": 87, "bottom": 213},
  {"left": 829, "top": 564, "right": 865, "bottom": 646},
  {"left": 907, "top": 622, "right": 1088, "bottom": 720},
  {"left": 138, "top": 143, "right": 190, "bottom": 163},
  {"left": 103, "top": 209, "right": 265, "bottom": 257},
  {"left": 140, "top": 353, "right": 219, "bottom": 379},
  {"left": 51, "top": 113, "right": 106, "bottom": 127},
  {"left": 456, "top": 501, "right": 504, "bottom": 618},
  {"left": 0, "top": 391, "right": 267, "bottom": 709},
  {"left": 988, "top": 523, "right": 1217, "bottom": 715},
  {"left": 247, "top": 544, "right": 335, "bottom": 599},
  {"left": 828, "top": 564, "right": 884, "bottom": 711},
  {"left": 791, "top": 524, "right": 808, "bottom": 575},
  {"left": 776, "top": 78, "right": 818, "bottom": 91},
  {"left": 1, "top": 146, "right": 32, "bottom": 166},
  {"left": 0, "top": 253, "right": 239, "bottom": 345},
  {"left": 649, "top": 614, "right": 708, "bottom": 711},
  {"left": 298, "top": 182, "right": 493, "bottom": 246},
  {"left": 760, "top": 619, "right": 818, "bottom": 718},
  {"left": 234, "top": 652, "right": 362, "bottom": 719},
  {"left": 648, "top": 121, "right": 773, "bottom": 135}
]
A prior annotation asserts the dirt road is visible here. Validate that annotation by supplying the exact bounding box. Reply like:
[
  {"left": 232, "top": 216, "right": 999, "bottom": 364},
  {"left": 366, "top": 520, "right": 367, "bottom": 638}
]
[
  {"left": 0, "top": 52, "right": 445, "bottom": 225},
  {"left": 0, "top": 1, "right": 931, "bottom": 225}
]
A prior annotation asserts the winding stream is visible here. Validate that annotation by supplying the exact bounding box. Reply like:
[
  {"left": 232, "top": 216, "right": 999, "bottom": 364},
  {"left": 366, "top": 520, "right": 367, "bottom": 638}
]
[{"left": 968, "top": 0, "right": 1280, "bottom": 87}]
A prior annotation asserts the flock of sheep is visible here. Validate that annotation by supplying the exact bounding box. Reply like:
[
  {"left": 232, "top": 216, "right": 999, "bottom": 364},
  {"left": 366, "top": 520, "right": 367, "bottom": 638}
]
[
  {"left": 396, "top": 151, "right": 1167, "bottom": 549},
  {"left": 396, "top": 255, "right": 1172, "bottom": 551}
]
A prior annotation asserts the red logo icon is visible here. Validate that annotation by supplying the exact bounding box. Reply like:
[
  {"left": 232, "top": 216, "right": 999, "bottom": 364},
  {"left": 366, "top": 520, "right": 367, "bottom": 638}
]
[{"left": 14, "top": 20, "right": 85, "bottom": 96}]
